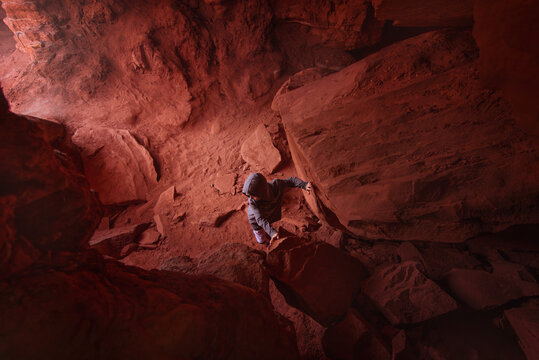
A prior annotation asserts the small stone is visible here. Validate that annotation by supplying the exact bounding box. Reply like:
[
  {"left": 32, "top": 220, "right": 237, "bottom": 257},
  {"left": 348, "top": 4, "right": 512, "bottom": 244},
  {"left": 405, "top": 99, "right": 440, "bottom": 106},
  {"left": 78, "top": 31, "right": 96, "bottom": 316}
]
[
  {"left": 212, "top": 173, "right": 237, "bottom": 195},
  {"left": 138, "top": 228, "right": 160, "bottom": 246},
  {"left": 120, "top": 243, "right": 139, "bottom": 258}
]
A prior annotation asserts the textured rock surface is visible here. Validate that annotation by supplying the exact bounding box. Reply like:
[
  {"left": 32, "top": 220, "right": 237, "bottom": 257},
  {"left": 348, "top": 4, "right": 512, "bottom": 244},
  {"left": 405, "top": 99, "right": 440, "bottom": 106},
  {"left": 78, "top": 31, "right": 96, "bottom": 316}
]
[
  {"left": 406, "top": 310, "right": 527, "bottom": 359},
  {"left": 505, "top": 307, "right": 539, "bottom": 360},
  {"left": 473, "top": 0, "right": 539, "bottom": 138},
  {"left": 322, "top": 308, "right": 391, "bottom": 360},
  {"left": 1, "top": 0, "right": 282, "bottom": 130},
  {"left": 348, "top": 241, "right": 401, "bottom": 274},
  {"left": 373, "top": 0, "right": 474, "bottom": 27},
  {"left": 241, "top": 124, "right": 282, "bottom": 173},
  {"left": 271, "top": 0, "right": 383, "bottom": 72},
  {"left": 266, "top": 236, "right": 367, "bottom": 326},
  {"left": 414, "top": 243, "right": 482, "bottom": 280},
  {"left": 0, "top": 91, "right": 101, "bottom": 262},
  {"left": 445, "top": 269, "right": 539, "bottom": 310},
  {"left": 72, "top": 126, "right": 158, "bottom": 205},
  {"left": 273, "top": 29, "right": 539, "bottom": 242},
  {"left": 161, "top": 243, "right": 270, "bottom": 298},
  {"left": 361, "top": 261, "right": 458, "bottom": 325},
  {"left": 0, "top": 252, "right": 299, "bottom": 360},
  {"left": 270, "top": 280, "right": 327, "bottom": 360}
]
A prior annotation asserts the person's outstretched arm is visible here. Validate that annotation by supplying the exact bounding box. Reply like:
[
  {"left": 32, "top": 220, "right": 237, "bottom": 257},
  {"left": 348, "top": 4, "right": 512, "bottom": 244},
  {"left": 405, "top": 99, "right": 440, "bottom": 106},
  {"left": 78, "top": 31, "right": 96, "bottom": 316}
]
[{"left": 282, "top": 177, "right": 312, "bottom": 194}]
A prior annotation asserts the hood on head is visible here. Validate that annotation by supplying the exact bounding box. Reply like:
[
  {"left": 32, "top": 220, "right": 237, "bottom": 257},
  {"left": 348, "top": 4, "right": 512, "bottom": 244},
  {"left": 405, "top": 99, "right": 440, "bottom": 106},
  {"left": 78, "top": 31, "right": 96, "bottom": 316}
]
[{"left": 242, "top": 172, "right": 270, "bottom": 201}]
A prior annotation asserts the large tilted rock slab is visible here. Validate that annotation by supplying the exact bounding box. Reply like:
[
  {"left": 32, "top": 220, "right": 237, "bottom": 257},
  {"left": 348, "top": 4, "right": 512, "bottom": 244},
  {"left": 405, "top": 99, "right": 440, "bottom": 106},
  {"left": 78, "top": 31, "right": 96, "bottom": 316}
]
[
  {"left": 161, "top": 242, "right": 270, "bottom": 298},
  {"left": 72, "top": 126, "right": 158, "bottom": 205},
  {"left": 273, "top": 29, "right": 539, "bottom": 242},
  {"left": 361, "top": 261, "right": 458, "bottom": 325},
  {"left": 0, "top": 252, "right": 299, "bottom": 360},
  {"left": 266, "top": 237, "right": 368, "bottom": 326},
  {"left": 372, "top": 0, "right": 474, "bottom": 27}
]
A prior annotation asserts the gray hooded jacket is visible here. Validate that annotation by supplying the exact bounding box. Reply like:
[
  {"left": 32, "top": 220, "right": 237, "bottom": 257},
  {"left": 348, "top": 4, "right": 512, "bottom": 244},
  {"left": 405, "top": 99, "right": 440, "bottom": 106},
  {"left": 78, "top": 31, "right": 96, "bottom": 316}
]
[{"left": 242, "top": 172, "right": 307, "bottom": 237}]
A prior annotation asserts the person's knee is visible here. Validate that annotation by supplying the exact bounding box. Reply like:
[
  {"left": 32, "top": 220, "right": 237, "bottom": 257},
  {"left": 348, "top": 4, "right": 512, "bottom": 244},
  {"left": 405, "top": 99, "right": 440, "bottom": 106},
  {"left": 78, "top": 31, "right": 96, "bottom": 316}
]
[{"left": 253, "top": 230, "right": 269, "bottom": 244}]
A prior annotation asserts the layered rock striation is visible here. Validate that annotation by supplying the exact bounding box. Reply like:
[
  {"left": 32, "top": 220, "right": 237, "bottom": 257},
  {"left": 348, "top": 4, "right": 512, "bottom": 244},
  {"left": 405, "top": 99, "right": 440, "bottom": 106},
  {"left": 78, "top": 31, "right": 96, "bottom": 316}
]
[{"left": 273, "top": 29, "right": 539, "bottom": 242}]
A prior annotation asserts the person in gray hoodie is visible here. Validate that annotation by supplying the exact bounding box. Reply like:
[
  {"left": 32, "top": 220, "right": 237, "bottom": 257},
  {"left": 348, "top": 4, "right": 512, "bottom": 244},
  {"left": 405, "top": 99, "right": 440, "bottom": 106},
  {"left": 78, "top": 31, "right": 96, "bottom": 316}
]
[{"left": 242, "top": 172, "right": 312, "bottom": 245}]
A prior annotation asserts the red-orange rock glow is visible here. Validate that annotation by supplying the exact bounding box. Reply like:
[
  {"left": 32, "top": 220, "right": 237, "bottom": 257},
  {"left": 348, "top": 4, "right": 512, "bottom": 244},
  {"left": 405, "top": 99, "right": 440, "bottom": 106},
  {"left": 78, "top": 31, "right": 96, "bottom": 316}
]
[{"left": 1, "top": 0, "right": 538, "bottom": 358}]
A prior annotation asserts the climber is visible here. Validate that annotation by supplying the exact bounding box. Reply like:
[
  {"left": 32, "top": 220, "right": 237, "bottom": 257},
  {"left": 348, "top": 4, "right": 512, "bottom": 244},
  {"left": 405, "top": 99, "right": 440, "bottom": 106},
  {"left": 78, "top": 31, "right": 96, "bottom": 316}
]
[{"left": 242, "top": 172, "right": 312, "bottom": 246}]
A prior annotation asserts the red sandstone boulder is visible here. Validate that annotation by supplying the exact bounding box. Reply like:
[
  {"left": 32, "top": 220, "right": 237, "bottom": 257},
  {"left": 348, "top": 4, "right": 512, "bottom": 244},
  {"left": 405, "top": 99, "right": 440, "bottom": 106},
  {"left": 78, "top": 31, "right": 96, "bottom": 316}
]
[
  {"left": 0, "top": 252, "right": 299, "bottom": 359},
  {"left": 266, "top": 236, "right": 368, "bottom": 326},
  {"left": 273, "top": 29, "right": 539, "bottom": 242},
  {"left": 0, "top": 92, "right": 101, "bottom": 260},
  {"left": 361, "top": 261, "right": 458, "bottom": 325},
  {"left": 373, "top": 0, "right": 474, "bottom": 27},
  {"left": 161, "top": 242, "right": 270, "bottom": 298},
  {"left": 72, "top": 126, "right": 158, "bottom": 205},
  {"left": 241, "top": 124, "right": 282, "bottom": 173},
  {"left": 505, "top": 306, "right": 539, "bottom": 360},
  {"left": 322, "top": 308, "right": 391, "bottom": 360},
  {"left": 270, "top": 280, "right": 327, "bottom": 359},
  {"left": 445, "top": 269, "right": 539, "bottom": 310}
]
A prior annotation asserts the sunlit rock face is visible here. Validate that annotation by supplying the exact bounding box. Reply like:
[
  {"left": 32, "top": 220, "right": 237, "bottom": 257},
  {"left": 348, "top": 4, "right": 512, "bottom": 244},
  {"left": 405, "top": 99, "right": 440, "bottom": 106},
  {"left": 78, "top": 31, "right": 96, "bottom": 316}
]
[
  {"left": 72, "top": 126, "right": 158, "bottom": 205},
  {"left": 1, "top": 0, "right": 281, "bottom": 130},
  {"left": 273, "top": 29, "right": 539, "bottom": 242}
]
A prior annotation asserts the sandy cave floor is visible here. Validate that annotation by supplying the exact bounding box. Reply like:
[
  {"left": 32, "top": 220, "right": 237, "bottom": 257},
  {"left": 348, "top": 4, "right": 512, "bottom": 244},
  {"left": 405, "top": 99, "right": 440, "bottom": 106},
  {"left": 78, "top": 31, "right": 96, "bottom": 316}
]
[{"left": 114, "top": 100, "right": 318, "bottom": 269}]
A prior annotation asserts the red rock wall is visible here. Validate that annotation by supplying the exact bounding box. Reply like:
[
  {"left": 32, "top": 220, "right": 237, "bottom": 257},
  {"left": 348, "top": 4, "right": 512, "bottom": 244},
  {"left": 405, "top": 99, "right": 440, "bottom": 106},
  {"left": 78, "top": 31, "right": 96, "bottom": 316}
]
[
  {"left": 1, "top": 0, "right": 281, "bottom": 128},
  {"left": 0, "top": 90, "right": 101, "bottom": 269},
  {"left": 473, "top": 0, "right": 539, "bottom": 138}
]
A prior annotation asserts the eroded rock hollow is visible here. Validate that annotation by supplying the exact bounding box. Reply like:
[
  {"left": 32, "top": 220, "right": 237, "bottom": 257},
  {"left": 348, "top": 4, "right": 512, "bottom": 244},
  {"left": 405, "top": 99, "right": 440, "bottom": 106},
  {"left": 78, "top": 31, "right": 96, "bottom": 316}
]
[{"left": 1, "top": 0, "right": 538, "bottom": 359}]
